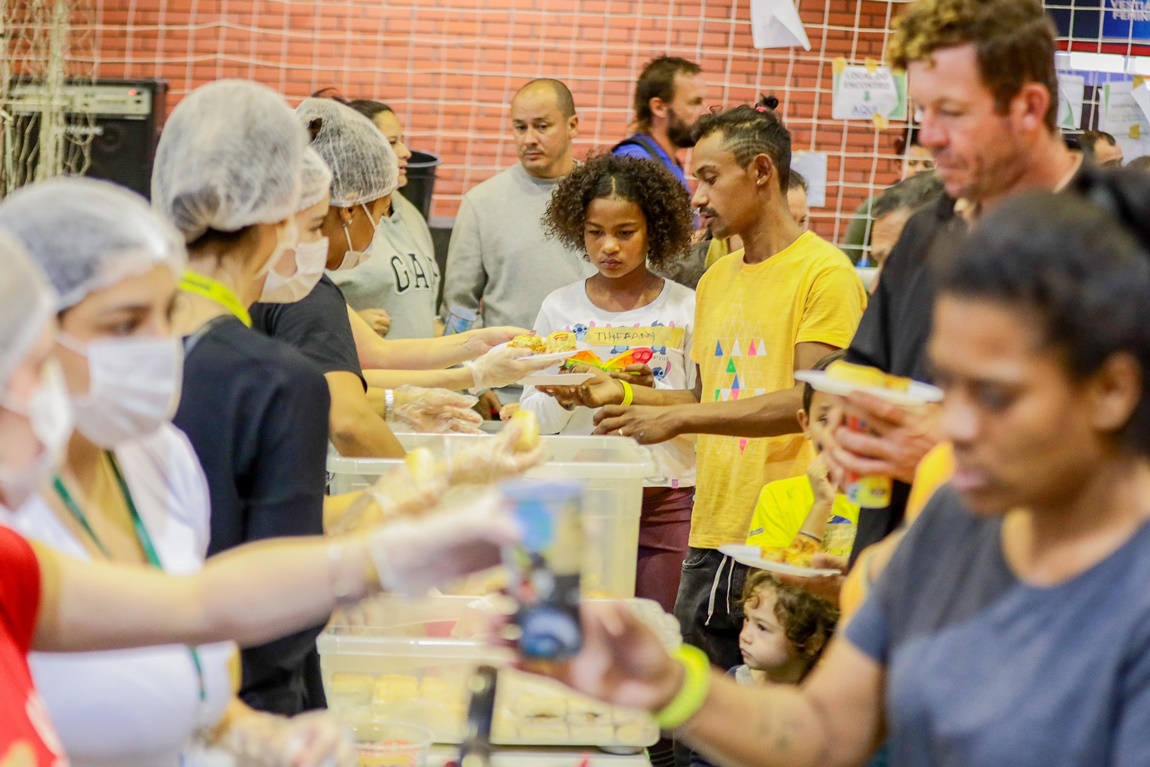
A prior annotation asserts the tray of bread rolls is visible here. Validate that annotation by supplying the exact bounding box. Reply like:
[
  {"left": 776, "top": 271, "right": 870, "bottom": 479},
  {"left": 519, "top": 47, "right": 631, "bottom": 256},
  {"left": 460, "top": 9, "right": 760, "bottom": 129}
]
[{"left": 319, "top": 594, "right": 678, "bottom": 749}]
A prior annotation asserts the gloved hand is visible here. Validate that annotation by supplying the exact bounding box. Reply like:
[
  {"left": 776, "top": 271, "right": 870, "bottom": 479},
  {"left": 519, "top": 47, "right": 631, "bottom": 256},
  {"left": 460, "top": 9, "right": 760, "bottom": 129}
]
[
  {"left": 444, "top": 422, "right": 546, "bottom": 486},
  {"left": 459, "top": 325, "right": 532, "bottom": 357},
  {"left": 367, "top": 487, "right": 521, "bottom": 597},
  {"left": 223, "top": 709, "right": 354, "bottom": 767},
  {"left": 392, "top": 385, "right": 484, "bottom": 434},
  {"left": 464, "top": 344, "right": 555, "bottom": 392},
  {"left": 328, "top": 460, "right": 447, "bottom": 535}
]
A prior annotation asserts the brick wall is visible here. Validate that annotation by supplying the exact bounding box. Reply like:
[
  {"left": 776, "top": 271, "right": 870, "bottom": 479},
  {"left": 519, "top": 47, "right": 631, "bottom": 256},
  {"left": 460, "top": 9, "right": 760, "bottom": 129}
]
[{"left": 87, "top": 0, "right": 908, "bottom": 242}]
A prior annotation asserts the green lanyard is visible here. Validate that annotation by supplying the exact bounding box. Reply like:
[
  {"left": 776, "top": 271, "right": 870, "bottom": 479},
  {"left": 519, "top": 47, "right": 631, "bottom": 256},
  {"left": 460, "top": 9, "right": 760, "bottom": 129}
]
[
  {"left": 178, "top": 271, "right": 252, "bottom": 328},
  {"left": 52, "top": 453, "right": 207, "bottom": 702}
]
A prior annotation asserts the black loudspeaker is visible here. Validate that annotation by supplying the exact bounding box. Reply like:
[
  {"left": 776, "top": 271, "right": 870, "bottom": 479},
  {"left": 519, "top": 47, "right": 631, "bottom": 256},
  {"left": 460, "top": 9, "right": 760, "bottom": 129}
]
[{"left": 8, "top": 79, "right": 167, "bottom": 198}]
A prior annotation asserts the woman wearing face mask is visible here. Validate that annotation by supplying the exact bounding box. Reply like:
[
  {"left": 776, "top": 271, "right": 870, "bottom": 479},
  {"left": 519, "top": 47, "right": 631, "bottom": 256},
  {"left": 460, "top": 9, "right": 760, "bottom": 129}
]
[
  {"left": 0, "top": 231, "right": 523, "bottom": 767},
  {"left": 279, "top": 97, "right": 554, "bottom": 412},
  {"left": 152, "top": 79, "right": 341, "bottom": 716},
  {"left": 333, "top": 97, "right": 439, "bottom": 341},
  {"left": 0, "top": 176, "right": 350, "bottom": 767},
  {"left": 250, "top": 98, "right": 406, "bottom": 459},
  {"left": 287, "top": 144, "right": 485, "bottom": 437}
]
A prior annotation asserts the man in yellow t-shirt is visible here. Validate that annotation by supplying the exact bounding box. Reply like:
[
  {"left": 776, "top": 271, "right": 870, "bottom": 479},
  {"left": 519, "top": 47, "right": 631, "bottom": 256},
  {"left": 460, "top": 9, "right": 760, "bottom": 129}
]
[{"left": 584, "top": 106, "right": 866, "bottom": 672}]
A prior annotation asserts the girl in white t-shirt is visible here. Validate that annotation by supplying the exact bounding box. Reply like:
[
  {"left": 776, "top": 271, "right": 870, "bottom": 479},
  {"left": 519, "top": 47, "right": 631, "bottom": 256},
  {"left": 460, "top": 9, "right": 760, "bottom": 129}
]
[{"left": 521, "top": 153, "right": 698, "bottom": 615}]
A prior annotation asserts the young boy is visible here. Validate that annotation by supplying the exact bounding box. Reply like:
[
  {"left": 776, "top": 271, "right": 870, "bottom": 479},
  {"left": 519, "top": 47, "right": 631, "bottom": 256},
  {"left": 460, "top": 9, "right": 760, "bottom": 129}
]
[{"left": 745, "top": 350, "right": 859, "bottom": 559}]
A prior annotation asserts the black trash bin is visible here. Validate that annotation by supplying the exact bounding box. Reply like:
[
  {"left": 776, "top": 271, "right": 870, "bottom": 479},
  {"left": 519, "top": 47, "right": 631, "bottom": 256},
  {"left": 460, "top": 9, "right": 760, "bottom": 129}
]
[{"left": 398, "top": 150, "right": 442, "bottom": 220}]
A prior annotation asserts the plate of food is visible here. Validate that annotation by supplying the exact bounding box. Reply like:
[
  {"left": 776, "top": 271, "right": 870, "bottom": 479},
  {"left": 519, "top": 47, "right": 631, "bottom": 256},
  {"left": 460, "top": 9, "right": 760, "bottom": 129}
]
[
  {"left": 795, "top": 360, "right": 943, "bottom": 408},
  {"left": 503, "top": 332, "right": 581, "bottom": 364},
  {"left": 719, "top": 543, "right": 840, "bottom": 578}
]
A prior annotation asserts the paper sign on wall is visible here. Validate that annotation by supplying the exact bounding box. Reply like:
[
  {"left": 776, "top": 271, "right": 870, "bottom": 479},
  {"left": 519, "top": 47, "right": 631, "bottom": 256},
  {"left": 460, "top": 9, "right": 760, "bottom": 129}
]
[
  {"left": 1099, "top": 81, "right": 1150, "bottom": 160},
  {"left": 750, "top": 0, "right": 811, "bottom": 50},
  {"left": 1057, "top": 73, "right": 1085, "bottom": 130},
  {"left": 791, "top": 151, "right": 828, "bottom": 208},
  {"left": 831, "top": 63, "right": 908, "bottom": 121}
]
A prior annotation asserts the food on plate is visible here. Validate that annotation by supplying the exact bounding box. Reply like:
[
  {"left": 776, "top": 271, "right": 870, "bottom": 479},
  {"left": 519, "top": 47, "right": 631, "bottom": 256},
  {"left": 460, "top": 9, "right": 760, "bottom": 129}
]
[
  {"left": 510, "top": 334, "right": 547, "bottom": 353},
  {"left": 509, "top": 408, "right": 540, "bottom": 452},
  {"left": 759, "top": 535, "right": 820, "bottom": 568},
  {"left": 509, "top": 332, "right": 576, "bottom": 355},
  {"left": 544, "top": 331, "right": 576, "bottom": 353},
  {"left": 825, "top": 360, "right": 911, "bottom": 393}
]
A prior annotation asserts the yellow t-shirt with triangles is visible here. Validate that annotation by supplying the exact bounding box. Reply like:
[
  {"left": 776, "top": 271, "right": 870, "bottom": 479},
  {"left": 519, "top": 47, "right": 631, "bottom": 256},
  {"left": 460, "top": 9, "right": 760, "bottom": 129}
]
[{"left": 689, "top": 231, "right": 867, "bottom": 549}]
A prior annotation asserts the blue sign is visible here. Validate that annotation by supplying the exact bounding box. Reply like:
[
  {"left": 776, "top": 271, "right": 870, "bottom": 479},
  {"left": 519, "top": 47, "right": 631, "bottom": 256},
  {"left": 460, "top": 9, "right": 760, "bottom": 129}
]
[
  {"left": 1102, "top": 1, "right": 1150, "bottom": 39},
  {"left": 1049, "top": 0, "right": 1150, "bottom": 43}
]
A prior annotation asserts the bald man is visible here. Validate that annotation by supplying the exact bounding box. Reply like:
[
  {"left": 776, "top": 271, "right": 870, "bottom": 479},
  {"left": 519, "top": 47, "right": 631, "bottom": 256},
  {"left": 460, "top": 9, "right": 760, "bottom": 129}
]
[{"left": 443, "top": 79, "right": 594, "bottom": 403}]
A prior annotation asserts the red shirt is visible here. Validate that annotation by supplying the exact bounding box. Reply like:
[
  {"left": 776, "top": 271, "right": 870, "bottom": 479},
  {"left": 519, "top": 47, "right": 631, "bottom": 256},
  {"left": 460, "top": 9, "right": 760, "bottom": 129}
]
[{"left": 0, "top": 527, "right": 67, "bottom": 766}]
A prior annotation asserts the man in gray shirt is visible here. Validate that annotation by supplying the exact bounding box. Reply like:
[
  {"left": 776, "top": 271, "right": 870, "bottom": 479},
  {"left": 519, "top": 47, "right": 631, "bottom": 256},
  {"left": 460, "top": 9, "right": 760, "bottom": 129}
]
[{"left": 442, "top": 78, "right": 594, "bottom": 402}]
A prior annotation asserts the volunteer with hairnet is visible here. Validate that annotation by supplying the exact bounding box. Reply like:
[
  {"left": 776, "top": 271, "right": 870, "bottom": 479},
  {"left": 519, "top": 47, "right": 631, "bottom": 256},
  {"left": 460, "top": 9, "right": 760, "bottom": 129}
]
[
  {"left": 281, "top": 98, "right": 556, "bottom": 415},
  {"left": 287, "top": 147, "right": 484, "bottom": 435},
  {"left": 0, "top": 231, "right": 523, "bottom": 765},
  {"left": 0, "top": 177, "right": 352, "bottom": 767},
  {"left": 153, "top": 79, "right": 343, "bottom": 715},
  {"left": 250, "top": 99, "right": 405, "bottom": 458}
]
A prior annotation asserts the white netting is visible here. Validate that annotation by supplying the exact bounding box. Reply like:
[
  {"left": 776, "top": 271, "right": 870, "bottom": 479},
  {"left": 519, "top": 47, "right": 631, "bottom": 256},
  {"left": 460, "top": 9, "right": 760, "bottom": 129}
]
[
  {"left": 1, "top": 0, "right": 96, "bottom": 194},
  {"left": 77, "top": 1, "right": 1139, "bottom": 251},
  {"left": 86, "top": 0, "right": 907, "bottom": 248}
]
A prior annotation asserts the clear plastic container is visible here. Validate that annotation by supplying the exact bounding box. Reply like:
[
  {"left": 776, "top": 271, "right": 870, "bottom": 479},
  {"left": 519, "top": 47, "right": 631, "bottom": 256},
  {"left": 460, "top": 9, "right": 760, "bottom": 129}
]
[
  {"left": 319, "top": 595, "right": 679, "bottom": 750},
  {"left": 351, "top": 720, "right": 431, "bottom": 766},
  {"left": 327, "top": 434, "right": 655, "bottom": 598}
]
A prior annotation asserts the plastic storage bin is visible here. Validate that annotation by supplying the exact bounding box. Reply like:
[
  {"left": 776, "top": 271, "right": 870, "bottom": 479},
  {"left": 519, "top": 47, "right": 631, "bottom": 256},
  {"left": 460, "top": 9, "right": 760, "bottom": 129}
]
[
  {"left": 327, "top": 434, "right": 655, "bottom": 598},
  {"left": 319, "top": 595, "right": 679, "bottom": 749}
]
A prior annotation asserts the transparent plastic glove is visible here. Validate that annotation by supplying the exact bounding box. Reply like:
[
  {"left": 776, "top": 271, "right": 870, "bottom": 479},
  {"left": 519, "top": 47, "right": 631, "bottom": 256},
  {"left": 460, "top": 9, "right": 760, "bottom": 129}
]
[
  {"left": 444, "top": 422, "right": 546, "bottom": 485},
  {"left": 392, "top": 385, "right": 484, "bottom": 434},
  {"left": 459, "top": 325, "right": 532, "bottom": 357},
  {"left": 222, "top": 710, "right": 354, "bottom": 767},
  {"left": 327, "top": 461, "right": 447, "bottom": 535},
  {"left": 464, "top": 344, "right": 555, "bottom": 392},
  {"left": 367, "top": 487, "right": 521, "bottom": 597}
]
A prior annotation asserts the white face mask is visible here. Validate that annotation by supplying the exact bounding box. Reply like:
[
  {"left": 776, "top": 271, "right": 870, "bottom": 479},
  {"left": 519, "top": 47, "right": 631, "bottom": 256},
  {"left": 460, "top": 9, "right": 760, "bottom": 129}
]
[
  {"left": 0, "top": 360, "right": 73, "bottom": 510},
  {"left": 338, "top": 203, "right": 379, "bottom": 271},
  {"left": 260, "top": 236, "right": 329, "bottom": 303},
  {"left": 58, "top": 334, "right": 184, "bottom": 448}
]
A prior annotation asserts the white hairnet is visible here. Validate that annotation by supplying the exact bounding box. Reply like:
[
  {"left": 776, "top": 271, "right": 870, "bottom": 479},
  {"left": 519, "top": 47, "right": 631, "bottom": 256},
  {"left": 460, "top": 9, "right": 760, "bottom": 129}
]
[
  {"left": 0, "top": 230, "right": 56, "bottom": 393},
  {"left": 152, "top": 79, "right": 307, "bottom": 243},
  {"left": 0, "top": 178, "right": 186, "bottom": 311},
  {"left": 297, "top": 146, "right": 334, "bottom": 212},
  {"left": 296, "top": 98, "right": 399, "bottom": 207}
]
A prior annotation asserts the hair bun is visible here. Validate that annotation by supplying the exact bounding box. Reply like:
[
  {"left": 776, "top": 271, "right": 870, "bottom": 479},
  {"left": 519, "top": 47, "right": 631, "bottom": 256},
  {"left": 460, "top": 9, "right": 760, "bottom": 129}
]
[{"left": 756, "top": 94, "right": 780, "bottom": 111}]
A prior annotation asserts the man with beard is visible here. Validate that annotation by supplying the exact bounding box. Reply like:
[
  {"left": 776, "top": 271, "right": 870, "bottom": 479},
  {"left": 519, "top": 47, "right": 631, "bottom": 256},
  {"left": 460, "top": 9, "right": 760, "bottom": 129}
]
[{"left": 614, "top": 56, "right": 709, "bottom": 195}]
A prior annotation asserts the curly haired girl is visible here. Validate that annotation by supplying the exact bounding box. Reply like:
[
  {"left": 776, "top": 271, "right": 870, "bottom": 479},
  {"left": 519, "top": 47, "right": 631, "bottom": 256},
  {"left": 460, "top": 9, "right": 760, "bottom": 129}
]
[{"left": 519, "top": 152, "right": 696, "bottom": 615}]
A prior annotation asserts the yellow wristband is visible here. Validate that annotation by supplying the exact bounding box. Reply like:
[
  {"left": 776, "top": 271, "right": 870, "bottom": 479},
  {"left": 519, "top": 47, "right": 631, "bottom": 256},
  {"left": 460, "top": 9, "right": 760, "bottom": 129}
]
[
  {"left": 619, "top": 380, "right": 635, "bottom": 407},
  {"left": 655, "top": 644, "right": 711, "bottom": 730}
]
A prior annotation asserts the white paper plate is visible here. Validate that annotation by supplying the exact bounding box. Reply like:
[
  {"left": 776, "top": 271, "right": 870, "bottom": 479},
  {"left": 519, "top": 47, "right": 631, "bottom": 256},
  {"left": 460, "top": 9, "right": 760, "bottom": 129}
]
[
  {"left": 719, "top": 544, "right": 840, "bottom": 578},
  {"left": 495, "top": 342, "right": 580, "bottom": 364},
  {"left": 794, "top": 370, "right": 943, "bottom": 407},
  {"left": 518, "top": 372, "right": 596, "bottom": 387}
]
